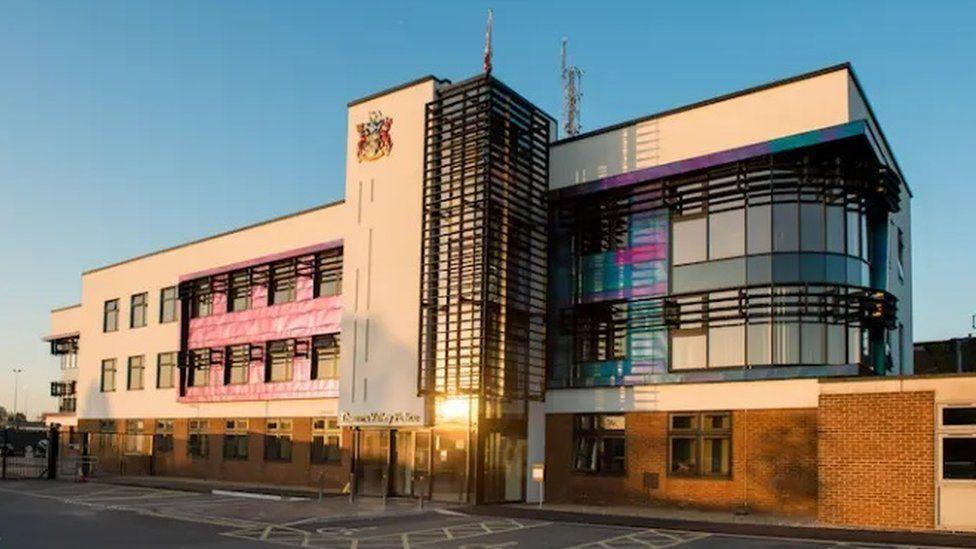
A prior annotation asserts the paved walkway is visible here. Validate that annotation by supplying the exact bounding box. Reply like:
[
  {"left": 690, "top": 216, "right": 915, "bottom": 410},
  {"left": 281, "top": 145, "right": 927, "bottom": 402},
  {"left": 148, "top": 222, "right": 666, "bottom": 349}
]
[{"left": 2, "top": 480, "right": 975, "bottom": 548}]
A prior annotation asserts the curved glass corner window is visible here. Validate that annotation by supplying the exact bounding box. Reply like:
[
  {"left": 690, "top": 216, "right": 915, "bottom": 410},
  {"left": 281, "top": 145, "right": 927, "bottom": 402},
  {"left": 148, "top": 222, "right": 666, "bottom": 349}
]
[
  {"left": 747, "top": 204, "right": 771, "bottom": 254},
  {"left": 673, "top": 258, "right": 745, "bottom": 293},
  {"left": 800, "top": 203, "right": 825, "bottom": 252},
  {"left": 826, "top": 206, "right": 845, "bottom": 254},
  {"left": 773, "top": 202, "right": 799, "bottom": 252}
]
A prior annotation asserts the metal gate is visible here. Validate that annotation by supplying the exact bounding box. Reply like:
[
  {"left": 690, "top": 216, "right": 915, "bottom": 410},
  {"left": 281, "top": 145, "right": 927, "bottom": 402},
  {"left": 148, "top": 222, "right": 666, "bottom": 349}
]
[{"left": 0, "top": 426, "right": 59, "bottom": 480}]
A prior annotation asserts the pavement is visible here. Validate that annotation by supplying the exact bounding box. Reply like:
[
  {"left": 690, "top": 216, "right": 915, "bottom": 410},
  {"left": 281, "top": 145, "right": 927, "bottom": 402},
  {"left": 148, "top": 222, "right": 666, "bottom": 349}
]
[{"left": 0, "top": 480, "right": 974, "bottom": 548}]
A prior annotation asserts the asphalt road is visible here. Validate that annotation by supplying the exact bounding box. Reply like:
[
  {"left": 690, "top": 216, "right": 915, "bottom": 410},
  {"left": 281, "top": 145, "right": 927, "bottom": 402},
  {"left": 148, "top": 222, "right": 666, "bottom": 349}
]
[{"left": 0, "top": 481, "right": 952, "bottom": 548}]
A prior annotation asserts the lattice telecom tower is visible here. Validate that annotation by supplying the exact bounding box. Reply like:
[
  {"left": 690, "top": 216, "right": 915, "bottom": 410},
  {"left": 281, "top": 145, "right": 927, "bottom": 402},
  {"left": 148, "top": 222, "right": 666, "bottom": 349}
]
[{"left": 561, "top": 38, "right": 583, "bottom": 138}]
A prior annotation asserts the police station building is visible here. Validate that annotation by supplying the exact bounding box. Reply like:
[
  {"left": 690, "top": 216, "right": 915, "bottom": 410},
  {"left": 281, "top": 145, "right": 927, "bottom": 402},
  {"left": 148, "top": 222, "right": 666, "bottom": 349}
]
[{"left": 43, "top": 63, "right": 976, "bottom": 532}]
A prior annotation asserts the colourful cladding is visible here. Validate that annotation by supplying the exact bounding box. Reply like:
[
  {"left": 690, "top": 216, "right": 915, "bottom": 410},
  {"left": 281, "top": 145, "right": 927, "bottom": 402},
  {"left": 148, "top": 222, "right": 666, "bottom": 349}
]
[
  {"left": 181, "top": 252, "right": 342, "bottom": 404},
  {"left": 550, "top": 209, "right": 670, "bottom": 388}
]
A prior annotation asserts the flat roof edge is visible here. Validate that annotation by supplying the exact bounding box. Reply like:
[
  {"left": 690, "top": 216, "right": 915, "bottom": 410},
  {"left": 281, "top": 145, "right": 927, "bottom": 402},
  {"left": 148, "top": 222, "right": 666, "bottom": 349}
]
[
  {"left": 552, "top": 62, "right": 853, "bottom": 147},
  {"left": 50, "top": 303, "right": 81, "bottom": 313},
  {"left": 83, "top": 198, "right": 346, "bottom": 276},
  {"left": 347, "top": 75, "right": 448, "bottom": 107}
]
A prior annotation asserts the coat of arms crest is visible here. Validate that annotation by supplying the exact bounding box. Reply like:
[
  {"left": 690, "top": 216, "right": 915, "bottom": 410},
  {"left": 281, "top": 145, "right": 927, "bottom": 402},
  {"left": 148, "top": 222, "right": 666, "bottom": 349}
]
[{"left": 356, "top": 111, "right": 393, "bottom": 162}]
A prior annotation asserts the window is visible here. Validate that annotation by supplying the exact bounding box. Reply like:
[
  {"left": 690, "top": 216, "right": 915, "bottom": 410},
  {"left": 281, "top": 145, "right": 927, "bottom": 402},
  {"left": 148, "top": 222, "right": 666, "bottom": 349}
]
[
  {"left": 127, "top": 356, "right": 144, "bottom": 390},
  {"left": 228, "top": 270, "right": 252, "bottom": 312},
  {"left": 314, "top": 248, "right": 343, "bottom": 298},
  {"left": 98, "top": 420, "right": 117, "bottom": 433},
  {"left": 160, "top": 286, "right": 178, "bottom": 323},
  {"left": 943, "top": 407, "right": 976, "bottom": 426},
  {"left": 225, "top": 345, "right": 250, "bottom": 385},
  {"left": 943, "top": 438, "right": 976, "bottom": 480},
  {"left": 190, "top": 279, "right": 212, "bottom": 318},
  {"left": 187, "top": 419, "right": 209, "bottom": 458},
  {"left": 266, "top": 340, "right": 294, "bottom": 382},
  {"left": 573, "top": 414, "right": 625, "bottom": 475},
  {"left": 311, "top": 335, "right": 340, "bottom": 380},
  {"left": 672, "top": 215, "right": 706, "bottom": 265},
  {"left": 772, "top": 202, "right": 799, "bottom": 252},
  {"left": 223, "top": 419, "right": 249, "bottom": 461},
  {"left": 800, "top": 203, "right": 824, "bottom": 252},
  {"left": 124, "top": 420, "right": 149, "bottom": 455},
  {"left": 311, "top": 418, "right": 342, "bottom": 464},
  {"left": 672, "top": 329, "right": 706, "bottom": 370},
  {"left": 746, "top": 204, "right": 771, "bottom": 254},
  {"left": 269, "top": 260, "right": 296, "bottom": 305},
  {"left": 156, "top": 352, "right": 176, "bottom": 389},
  {"left": 708, "top": 325, "right": 745, "bottom": 368},
  {"left": 154, "top": 419, "right": 174, "bottom": 453},
  {"left": 188, "top": 349, "right": 211, "bottom": 387},
  {"left": 708, "top": 209, "right": 744, "bottom": 260},
  {"left": 264, "top": 419, "right": 293, "bottom": 462},
  {"left": 669, "top": 412, "right": 731, "bottom": 477},
  {"left": 130, "top": 292, "right": 148, "bottom": 328},
  {"left": 103, "top": 299, "right": 119, "bottom": 332},
  {"left": 575, "top": 304, "right": 627, "bottom": 362},
  {"left": 60, "top": 352, "right": 77, "bottom": 370},
  {"left": 100, "top": 359, "right": 117, "bottom": 392}
]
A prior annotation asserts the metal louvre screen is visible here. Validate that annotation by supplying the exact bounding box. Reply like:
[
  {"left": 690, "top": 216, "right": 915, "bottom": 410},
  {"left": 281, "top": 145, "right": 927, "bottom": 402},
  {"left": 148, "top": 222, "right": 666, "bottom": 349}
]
[{"left": 419, "top": 75, "right": 550, "bottom": 401}]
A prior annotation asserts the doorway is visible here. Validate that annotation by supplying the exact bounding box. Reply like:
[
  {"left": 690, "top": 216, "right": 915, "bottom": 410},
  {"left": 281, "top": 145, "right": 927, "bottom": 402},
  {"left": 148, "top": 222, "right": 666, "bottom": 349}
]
[{"left": 937, "top": 404, "right": 976, "bottom": 531}]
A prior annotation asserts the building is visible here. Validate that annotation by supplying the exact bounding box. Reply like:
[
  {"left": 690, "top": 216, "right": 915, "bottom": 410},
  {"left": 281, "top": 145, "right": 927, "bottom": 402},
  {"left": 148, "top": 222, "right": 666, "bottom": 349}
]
[
  {"left": 41, "top": 63, "right": 976, "bottom": 531},
  {"left": 915, "top": 336, "right": 976, "bottom": 375}
]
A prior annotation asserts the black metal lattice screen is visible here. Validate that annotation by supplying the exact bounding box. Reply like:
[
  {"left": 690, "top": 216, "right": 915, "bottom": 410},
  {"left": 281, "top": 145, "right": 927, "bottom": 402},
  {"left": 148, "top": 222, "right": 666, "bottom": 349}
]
[{"left": 419, "top": 76, "right": 550, "bottom": 401}]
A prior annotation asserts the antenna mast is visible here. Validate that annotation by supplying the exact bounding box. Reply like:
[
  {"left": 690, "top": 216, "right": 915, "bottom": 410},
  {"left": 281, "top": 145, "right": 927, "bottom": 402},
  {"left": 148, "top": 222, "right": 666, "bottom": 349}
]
[
  {"left": 561, "top": 38, "right": 583, "bottom": 137},
  {"left": 483, "top": 9, "right": 494, "bottom": 75}
]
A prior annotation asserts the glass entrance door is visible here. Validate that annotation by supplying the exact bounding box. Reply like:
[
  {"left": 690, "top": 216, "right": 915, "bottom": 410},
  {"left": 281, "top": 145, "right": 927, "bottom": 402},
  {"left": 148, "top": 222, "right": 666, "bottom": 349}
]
[
  {"left": 392, "top": 431, "right": 432, "bottom": 497},
  {"left": 355, "top": 429, "right": 390, "bottom": 497}
]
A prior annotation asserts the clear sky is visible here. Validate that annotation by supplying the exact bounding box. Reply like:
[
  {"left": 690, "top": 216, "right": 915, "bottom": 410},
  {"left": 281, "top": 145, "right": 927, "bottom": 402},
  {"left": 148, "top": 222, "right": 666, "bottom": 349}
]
[{"left": 1, "top": 1, "right": 974, "bottom": 415}]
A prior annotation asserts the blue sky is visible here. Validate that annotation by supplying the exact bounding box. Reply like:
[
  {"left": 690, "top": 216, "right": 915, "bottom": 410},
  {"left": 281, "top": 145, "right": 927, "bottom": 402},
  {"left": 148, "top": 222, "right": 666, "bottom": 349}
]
[{"left": 1, "top": 1, "right": 974, "bottom": 415}]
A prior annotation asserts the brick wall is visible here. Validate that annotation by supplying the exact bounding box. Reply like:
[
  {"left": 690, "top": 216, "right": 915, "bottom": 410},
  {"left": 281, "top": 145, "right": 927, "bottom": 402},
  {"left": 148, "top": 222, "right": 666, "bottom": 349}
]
[
  {"left": 545, "top": 409, "right": 818, "bottom": 516},
  {"left": 818, "top": 391, "right": 935, "bottom": 531},
  {"left": 78, "top": 417, "right": 352, "bottom": 490}
]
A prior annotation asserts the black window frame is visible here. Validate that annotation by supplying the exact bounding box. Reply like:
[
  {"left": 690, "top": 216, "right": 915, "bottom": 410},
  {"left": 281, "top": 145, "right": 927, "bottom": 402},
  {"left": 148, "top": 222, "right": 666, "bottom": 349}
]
[
  {"left": 160, "top": 286, "right": 178, "bottom": 323},
  {"left": 188, "top": 349, "right": 211, "bottom": 387},
  {"left": 187, "top": 420, "right": 209, "bottom": 458},
  {"left": 224, "top": 344, "right": 250, "bottom": 385},
  {"left": 154, "top": 419, "right": 174, "bottom": 453},
  {"left": 313, "top": 248, "right": 343, "bottom": 298},
  {"left": 127, "top": 355, "right": 144, "bottom": 390},
  {"left": 228, "top": 270, "right": 252, "bottom": 313},
  {"left": 667, "top": 411, "right": 732, "bottom": 478},
  {"left": 311, "top": 334, "right": 340, "bottom": 380},
  {"left": 222, "top": 419, "right": 250, "bottom": 461},
  {"left": 190, "top": 279, "right": 213, "bottom": 319},
  {"left": 310, "top": 417, "right": 342, "bottom": 464},
  {"left": 572, "top": 414, "right": 626, "bottom": 475},
  {"left": 103, "top": 299, "right": 119, "bottom": 332},
  {"left": 265, "top": 339, "right": 295, "bottom": 383},
  {"left": 130, "top": 292, "right": 148, "bottom": 328},
  {"left": 100, "top": 358, "right": 117, "bottom": 392},
  {"left": 264, "top": 419, "right": 293, "bottom": 462},
  {"left": 156, "top": 352, "right": 176, "bottom": 389},
  {"left": 268, "top": 259, "right": 297, "bottom": 305}
]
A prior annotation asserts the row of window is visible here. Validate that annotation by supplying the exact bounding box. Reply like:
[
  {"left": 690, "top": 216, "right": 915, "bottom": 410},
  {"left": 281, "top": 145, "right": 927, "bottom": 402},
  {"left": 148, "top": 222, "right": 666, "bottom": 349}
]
[
  {"left": 100, "top": 353, "right": 177, "bottom": 392},
  {"left": 672, "top": 201, "right": 868, "bottom": 266},
  {"left": 103, "top": 287, "right": 178, "bottom": 333},
  {"left": 573, "top": 412, "right": 732, "bottom": 478},
  {"left": 126, "top": 418, "right": 342, "bottom": 464},
  {"left": 186, "top": 335, "right": 340, "bottom": 387},
  {"left": 99, "top": 335, "right": 340, "bottom": 392},
  {"left": 188, "top": 248, "right": 343, "bottom": 319}
]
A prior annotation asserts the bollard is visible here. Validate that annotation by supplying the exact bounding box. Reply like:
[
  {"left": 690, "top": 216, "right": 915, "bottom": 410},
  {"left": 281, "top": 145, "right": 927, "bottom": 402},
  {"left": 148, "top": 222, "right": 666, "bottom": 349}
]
[
  {"left": 318, "top": 471, "right": 324, "bottom": 502},
  {"left": 348, "top": 472, "right": 356, "bottom": 504}
]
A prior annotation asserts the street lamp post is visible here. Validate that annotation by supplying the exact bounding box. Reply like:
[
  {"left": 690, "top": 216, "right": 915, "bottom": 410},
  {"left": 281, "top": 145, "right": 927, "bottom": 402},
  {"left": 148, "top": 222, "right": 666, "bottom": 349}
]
[{"left": 12, "top": 368, "right": 22, "bottom": 427}]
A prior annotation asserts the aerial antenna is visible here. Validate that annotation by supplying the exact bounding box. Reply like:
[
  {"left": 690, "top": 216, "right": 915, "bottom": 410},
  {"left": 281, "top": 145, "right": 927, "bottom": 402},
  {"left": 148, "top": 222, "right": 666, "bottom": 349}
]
[
  {"left": 483, "top": 9, "right": 494, "bottom": 75},
  {"left": 561, "top": 38, "right": 583, "bottom": 137}
]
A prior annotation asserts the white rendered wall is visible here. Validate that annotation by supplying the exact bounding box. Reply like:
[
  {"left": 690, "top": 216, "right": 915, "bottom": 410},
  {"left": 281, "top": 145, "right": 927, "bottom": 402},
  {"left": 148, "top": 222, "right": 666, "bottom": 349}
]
[
  {"left": 74, "top": 202, "right": 347, "bottom": 420},
  {"left": 337, "top": 79, "right": 438, "bottom": 427}
]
